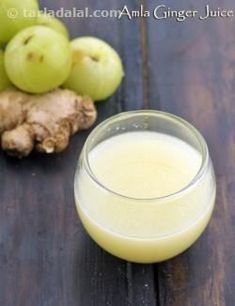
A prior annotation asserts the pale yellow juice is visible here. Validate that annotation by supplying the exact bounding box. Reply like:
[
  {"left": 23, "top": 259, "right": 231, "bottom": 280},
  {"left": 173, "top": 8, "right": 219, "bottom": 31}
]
[{"left": 75, "top": 131, "right": 215, "bottom": 263}]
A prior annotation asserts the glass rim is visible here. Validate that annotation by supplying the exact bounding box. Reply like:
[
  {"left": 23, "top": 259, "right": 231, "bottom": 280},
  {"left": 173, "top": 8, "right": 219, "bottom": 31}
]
[{"left": 82, "top": 110, "right": 209, "bottom": 202}]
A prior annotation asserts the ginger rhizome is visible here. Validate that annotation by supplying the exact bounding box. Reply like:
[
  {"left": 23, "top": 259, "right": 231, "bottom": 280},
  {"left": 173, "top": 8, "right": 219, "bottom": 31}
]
[{"left": 0, "top": 88, "right": 97, "bottom": 157}]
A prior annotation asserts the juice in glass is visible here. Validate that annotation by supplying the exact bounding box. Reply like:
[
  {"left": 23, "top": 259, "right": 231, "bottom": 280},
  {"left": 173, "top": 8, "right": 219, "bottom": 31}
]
[{"left": 74, "top": 111, "right": 216, "bottom": 263}]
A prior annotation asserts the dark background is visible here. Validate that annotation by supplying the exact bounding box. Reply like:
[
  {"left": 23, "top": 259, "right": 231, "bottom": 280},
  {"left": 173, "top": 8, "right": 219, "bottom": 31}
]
[{"left": 1, "top": 0, "right": 235, "bottom": 305}]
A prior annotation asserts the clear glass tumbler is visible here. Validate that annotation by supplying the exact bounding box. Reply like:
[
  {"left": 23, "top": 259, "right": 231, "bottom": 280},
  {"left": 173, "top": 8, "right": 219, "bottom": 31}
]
[{"left": 74, "top": 111, "right": 216, "bottom": 263}]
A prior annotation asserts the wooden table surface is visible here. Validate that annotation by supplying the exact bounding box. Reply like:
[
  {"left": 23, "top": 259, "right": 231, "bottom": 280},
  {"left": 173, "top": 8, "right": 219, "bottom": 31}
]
[{"left": 1, "top": 1, "right": 235, "bottom": 305}]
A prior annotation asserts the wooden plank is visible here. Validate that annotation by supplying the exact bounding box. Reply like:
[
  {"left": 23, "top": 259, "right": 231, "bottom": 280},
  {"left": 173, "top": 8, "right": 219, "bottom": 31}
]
[
  {"left": 0, "top": 1, "right": 158, "bottom": 306},
  {"left": 145, "top": 0, "right": 235, "bottom": 305}
]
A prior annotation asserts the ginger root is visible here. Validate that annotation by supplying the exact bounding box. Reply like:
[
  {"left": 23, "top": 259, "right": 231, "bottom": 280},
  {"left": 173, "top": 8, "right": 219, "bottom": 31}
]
[{"left": 0, "top": 88, "right": 97, "bottom": 158}]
